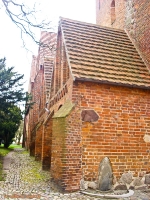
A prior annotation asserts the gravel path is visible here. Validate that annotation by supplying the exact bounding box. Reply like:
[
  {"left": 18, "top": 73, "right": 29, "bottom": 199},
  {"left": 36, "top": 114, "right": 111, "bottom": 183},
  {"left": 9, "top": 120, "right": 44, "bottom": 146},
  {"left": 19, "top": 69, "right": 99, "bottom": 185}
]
[{"left": 0, "top": 148, "right": 150, "bottom": 200}]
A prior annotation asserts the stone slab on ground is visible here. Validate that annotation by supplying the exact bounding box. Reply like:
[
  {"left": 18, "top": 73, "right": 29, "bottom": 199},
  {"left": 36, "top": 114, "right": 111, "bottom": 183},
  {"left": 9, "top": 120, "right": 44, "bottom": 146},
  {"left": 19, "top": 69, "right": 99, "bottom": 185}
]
[
  {"left": 0, "top": 148, "right": 150, "bottom": 200},
  {"left": 3, "top": 151, "right": 14, "bottom": 170}
]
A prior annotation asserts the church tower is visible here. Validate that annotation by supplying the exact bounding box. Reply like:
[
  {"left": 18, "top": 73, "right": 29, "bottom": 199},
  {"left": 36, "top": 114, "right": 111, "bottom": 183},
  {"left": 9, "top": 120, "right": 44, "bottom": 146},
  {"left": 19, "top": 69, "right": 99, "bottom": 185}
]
[
  {"left": 96, "top": 0, "right": 150, "bottom": 69},
  {"left": 96, "top": 0, "right": 125, "bottom": 30}
]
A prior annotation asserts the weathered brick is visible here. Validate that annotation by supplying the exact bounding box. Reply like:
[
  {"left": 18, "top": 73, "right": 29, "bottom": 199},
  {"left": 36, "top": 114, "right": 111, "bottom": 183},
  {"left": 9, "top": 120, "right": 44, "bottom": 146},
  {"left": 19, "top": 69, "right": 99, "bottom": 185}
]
[
  {"left": 71, "top": 81, "right": 150, "bottom": 181},
  {"left": 25, "top": 1, "right": 150, "bottom": 192},
  {"left": 96, "top": 0, "right": 150, "bottom": 69}
]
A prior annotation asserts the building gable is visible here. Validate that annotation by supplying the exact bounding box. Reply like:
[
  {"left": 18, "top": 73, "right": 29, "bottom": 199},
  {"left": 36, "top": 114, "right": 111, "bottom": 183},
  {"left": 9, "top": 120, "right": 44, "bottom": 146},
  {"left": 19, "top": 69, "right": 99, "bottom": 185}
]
[{"left": 60, "top": 17, "right": 150, "bottom": 89}]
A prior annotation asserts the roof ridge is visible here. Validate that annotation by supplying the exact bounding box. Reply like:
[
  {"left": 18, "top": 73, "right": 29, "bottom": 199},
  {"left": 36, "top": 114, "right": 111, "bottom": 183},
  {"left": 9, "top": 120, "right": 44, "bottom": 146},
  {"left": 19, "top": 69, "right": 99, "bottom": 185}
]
[{"left": 60, "top": 17, "right": 126, "bottom": 33}]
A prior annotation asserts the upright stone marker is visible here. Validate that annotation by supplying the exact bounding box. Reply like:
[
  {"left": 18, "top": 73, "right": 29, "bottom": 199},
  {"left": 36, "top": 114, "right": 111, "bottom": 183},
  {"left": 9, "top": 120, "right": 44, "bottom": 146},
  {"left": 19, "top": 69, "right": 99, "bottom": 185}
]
[{"left": 98, "top": 157, "right": 113, "bottom": 191}]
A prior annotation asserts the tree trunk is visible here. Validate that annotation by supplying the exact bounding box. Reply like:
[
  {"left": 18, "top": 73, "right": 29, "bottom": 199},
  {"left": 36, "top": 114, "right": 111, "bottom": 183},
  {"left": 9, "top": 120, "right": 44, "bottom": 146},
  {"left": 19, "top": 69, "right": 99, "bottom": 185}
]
[{"left": 4, "top": 133, "right": 10, "bottom": 148}]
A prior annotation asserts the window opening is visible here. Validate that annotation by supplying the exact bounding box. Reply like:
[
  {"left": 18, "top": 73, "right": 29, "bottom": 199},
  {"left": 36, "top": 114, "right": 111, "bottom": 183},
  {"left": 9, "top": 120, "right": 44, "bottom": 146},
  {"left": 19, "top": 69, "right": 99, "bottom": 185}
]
[
  {"left": 58, "top": 105, "right": 62, "bottom": 110},
  {"left": 99, "top": 0, "right": 101, "bottom": 10},
  {"left": 111, "top": 0, "right": 116, "bottom": 24}
]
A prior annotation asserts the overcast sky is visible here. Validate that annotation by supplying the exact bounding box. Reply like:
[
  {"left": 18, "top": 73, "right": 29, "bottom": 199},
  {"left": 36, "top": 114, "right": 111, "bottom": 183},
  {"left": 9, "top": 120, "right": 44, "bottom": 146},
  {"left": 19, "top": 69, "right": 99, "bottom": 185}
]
[{"left": 0, "top": 0, "right": 96, "bottom": 91}]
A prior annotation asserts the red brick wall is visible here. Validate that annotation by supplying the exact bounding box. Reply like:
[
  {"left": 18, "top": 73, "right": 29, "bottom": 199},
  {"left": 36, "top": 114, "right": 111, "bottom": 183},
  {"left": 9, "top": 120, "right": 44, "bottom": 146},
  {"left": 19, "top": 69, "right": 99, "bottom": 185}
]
[
  {"left": 125, "top": 0, "right": 150, "bottom": 69},
  {"left": 51, "top": 118, "right": 66, "bottom": 187},
  {"left": 51, "top": 108, "right": 82, "bottom": 192},
  {"left": 53, "top": 29, "right": 70, "bottom": 96},
  {"left": 48, "top": 76, "right": 73, "bottom": 113},
  {"left": 64, "top": 108, "right": 82, "bottom": 191},
  {"left": 28, "top": 68, "right": 44, "bottom": 159},
  {"left": 29, "top": 129, "right": 36, "bottom": 156},
  {"left": 29, "top": 68, "right": 44, "bottom": 132},
  {"left": 96, "top": 0, "right": 150, "bottom": 68},
  {"left": 72, "top": 81, "right": 150, "bottom": 181},
  {"left": 26, "top": 31, "right": 56, "bottom": 158},
  {"left": 42, "top": 116, "right": 53, "bottom": 170},
  {"left": 35, "top": 124, "right": 43, "bottom": 161},
  {"left": 96, "top": 0, "right": 125, "bottom": 29}
]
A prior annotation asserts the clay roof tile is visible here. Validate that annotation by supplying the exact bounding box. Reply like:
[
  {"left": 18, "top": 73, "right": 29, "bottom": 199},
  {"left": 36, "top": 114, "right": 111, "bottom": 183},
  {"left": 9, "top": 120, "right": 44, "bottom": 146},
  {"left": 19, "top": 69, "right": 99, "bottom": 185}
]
[{"left": 60, "top": 17, "right": 150, "bottom": 88}]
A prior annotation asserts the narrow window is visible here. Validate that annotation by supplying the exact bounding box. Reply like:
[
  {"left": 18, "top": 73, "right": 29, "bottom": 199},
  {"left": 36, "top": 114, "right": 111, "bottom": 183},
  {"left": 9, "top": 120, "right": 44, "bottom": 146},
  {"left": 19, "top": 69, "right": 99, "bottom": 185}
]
[
  {"left": 111, "top": 0, "right": 116, "bottom": 24},
  {"left": 40, "top": 64, "right": 43, "bottom": 70},
  {"left": 99, "top": 0, "right": 101, "bottom": 10}
]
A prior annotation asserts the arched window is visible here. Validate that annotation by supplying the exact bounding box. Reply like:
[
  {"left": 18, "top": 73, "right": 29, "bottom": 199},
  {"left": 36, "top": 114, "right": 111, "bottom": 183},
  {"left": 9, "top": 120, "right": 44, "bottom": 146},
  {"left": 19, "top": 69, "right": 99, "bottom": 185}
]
[{"left": 111, "top": 0, "right": 116, "bottom": 24}]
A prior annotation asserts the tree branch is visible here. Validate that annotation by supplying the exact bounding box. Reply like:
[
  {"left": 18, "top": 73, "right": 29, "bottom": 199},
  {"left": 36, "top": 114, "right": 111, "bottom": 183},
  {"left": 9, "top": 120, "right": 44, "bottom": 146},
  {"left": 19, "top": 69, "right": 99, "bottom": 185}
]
[{"left": 1, "top": 0, "right": 52, "bottom": 45}]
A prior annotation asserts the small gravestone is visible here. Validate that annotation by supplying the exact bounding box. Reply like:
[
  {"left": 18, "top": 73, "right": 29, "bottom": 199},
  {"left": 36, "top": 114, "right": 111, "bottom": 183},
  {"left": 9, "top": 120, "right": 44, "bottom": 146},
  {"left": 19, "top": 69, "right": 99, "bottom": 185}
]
[{"left": 98, "top": 157, "right": 113, "bottom": 191}]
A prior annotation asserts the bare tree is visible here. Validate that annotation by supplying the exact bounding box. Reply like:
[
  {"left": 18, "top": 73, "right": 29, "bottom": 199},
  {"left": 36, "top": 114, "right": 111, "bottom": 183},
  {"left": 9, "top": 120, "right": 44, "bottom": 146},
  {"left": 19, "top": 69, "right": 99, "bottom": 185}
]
[{"left": 1, "top": 0, "right": 52, "bottom": 46}]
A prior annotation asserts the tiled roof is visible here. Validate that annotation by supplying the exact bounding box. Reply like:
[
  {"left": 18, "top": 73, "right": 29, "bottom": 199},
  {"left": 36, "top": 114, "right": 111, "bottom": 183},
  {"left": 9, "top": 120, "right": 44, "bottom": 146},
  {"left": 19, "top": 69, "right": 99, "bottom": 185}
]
[
  {"left": 44, "top": 58, "right": 54, "bottom": 101},
  {"left": 39, "top": 32, "right": 57, "bottom": 101},
  {"left": 60, "top": 17, "right": 150, "bottom": 88}
]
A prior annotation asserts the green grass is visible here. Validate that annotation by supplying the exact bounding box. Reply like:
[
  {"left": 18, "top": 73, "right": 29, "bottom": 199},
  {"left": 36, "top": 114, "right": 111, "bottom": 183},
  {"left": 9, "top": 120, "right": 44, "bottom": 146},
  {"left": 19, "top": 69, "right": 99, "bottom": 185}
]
[
  {"left": 0, "top": 143, "right": 22, "bottom": 150},
  {"left": 21, "top": 158, "right": 49, "bottom": 184},
  {"left": 0, "top": 146, "right": 11, "bottom": 181},
  {"left": 0, "top": 162, "right": 3, "bottom": 181},
  {"left": 8, "top": 144, "right": 22, "bottom": 150},
  {"left": 0, "top": 143, "right": 22, "bottom": 181},
  {"left": 0, "top": 146, "right": 12, "bottom": 156}
]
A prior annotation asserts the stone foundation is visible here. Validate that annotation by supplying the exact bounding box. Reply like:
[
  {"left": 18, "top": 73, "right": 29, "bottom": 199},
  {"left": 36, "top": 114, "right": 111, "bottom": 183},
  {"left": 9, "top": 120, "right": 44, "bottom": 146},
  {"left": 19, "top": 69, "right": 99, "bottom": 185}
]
[{"left": 81, "top": 172, "right": 150, "bottom": 191}]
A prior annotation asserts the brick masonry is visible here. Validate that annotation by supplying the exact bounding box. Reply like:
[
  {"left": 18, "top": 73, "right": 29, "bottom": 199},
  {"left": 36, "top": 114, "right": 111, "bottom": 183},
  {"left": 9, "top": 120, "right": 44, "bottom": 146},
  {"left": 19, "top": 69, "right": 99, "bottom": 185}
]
[
  {"left": 49, "top": 78, "right": 150, "bottom": 190},
  {"left": 35, "top": 123, "right": 43, "bottom": 161},
  {"left": 29, "top": 129, "right": 36, "bottom": 157},
  {"left": 96, "top": 0, "right": 125, "bottom": 29},
  {"left": 42, "top": 115, "right": 53, "bottom": 170},
  {"left": 25, "top": 1, "right": 150, "bottom": 192},
  {"left": 26, "top": 32, "right": 57, "bottom": 165},
  {"left": 51, "top": 103, "right": 82, "bottom": 192},
  {"left": 125, "top": 0, "right": 150, "bottom": 69},
  {"left": 72, "top": 81, "right": 150, "bottom": 180},
  {"left": 96, "top": 0, "right": 150, "bottom": 68}
]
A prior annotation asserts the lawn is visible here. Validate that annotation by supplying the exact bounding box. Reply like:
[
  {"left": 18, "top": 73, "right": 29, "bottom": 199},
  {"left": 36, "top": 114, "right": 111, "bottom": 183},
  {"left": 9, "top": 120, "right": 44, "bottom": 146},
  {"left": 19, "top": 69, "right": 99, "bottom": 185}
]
[
  {"left": 8, "top": 144, "right": 22, "bottom": 150},
  {"left": 0, "top": 144, "right": 22, "bottom": 180}
]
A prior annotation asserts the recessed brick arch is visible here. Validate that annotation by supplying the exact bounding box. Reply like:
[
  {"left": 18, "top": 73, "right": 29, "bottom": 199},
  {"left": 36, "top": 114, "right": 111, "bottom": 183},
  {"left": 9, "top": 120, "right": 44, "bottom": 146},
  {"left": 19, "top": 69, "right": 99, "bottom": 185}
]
[
  {"left": 58, "top": 104, "right": 63, "bottom": 110},
  {"left": 42, "top": 111, "right": 54, "bottom": 170}
]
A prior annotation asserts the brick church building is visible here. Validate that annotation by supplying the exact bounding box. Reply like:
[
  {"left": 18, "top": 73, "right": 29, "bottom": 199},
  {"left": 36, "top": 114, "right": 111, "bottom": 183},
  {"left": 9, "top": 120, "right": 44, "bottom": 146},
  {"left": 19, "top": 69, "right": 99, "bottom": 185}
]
[{"left": 24, "top": 0, "right": 150, "bottom": 192}]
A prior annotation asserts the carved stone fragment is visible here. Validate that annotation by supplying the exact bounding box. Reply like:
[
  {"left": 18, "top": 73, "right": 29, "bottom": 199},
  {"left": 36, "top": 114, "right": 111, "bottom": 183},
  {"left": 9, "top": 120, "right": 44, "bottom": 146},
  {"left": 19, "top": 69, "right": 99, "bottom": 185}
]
[{"left": 81, "top": 109, "right": 99, "bottom": 122}]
